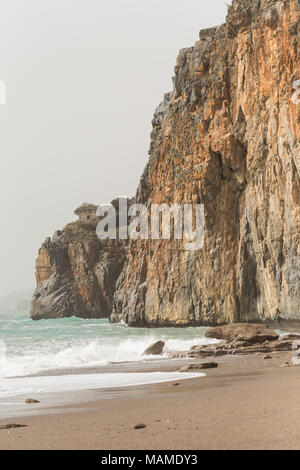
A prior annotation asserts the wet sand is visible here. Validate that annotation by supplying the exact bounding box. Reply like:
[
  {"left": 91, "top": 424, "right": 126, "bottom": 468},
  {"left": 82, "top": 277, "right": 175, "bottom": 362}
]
[{"left": 1, "top": 352, "right": 300, "bottom": 450}]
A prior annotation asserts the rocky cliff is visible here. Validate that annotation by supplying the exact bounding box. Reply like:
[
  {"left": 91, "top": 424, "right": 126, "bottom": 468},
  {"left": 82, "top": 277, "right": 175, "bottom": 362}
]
[
  {"left": 31, "top": 203, "right": 127, "bottom": 320},
  {"left": 31, "top": 0, "right": 300, "bottom": 326},
  {"left": 111, "top": 0, "right": 300, "bottom": 327}
]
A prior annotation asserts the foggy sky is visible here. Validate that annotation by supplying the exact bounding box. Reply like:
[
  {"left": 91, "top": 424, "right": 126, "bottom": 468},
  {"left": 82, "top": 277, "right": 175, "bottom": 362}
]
[{"left": 0, "top": 0, "right": 229, "bottom": 296}]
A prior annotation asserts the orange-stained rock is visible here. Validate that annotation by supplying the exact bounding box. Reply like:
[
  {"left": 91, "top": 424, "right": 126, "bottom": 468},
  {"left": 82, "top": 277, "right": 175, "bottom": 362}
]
[
  {"left": 30, "top": 205, "right": 127, "bottom": 320},
  {"left": 31, "top": 0, "right": 300, "bottom": 326},
  {"left": 111, "top": 0, "right": 300, "bottom": 327}
]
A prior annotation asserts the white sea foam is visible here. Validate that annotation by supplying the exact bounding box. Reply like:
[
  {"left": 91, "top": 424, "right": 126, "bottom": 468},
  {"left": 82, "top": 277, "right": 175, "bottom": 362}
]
[
  {"left": 0, "top": 372, "right": 205, "bottom": 400},
  {"left": 0, "top": 312, "right": 220, "bottom": 404},
  {"left": 0, "top": 335, "right": 218, "bottom": 378}
]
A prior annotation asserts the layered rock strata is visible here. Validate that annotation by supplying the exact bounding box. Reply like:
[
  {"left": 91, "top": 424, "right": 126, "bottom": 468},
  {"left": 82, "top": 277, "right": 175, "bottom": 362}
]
[
  {"left": 30, "top": 202, "right": 127, "bottom": 320},
  {"left": 32, "top": 0, "right": 300, "bottom": 325},
  {"left": 169, "top": 324, "right": 300, "bottom": 358},
  {"left": 111, "top": 0, "right": 300, "bottom": 327}
]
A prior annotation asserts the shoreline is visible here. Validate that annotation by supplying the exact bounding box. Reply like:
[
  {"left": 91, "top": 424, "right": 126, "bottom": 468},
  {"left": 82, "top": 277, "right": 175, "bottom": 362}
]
[
  {"left": 1, "top": 351, "right": 300, "bottom": 450},
  {"left": 0, "top": 356, "right": 209, "bottom": 420}
]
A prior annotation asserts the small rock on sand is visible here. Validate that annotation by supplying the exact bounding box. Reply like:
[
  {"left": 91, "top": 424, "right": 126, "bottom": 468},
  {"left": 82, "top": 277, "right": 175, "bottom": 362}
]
[
  {"left": 0, "top": 424, "right": 27, "bottom": 430},
  {"left": 25, "top": 398, "right": 40, "bottom": 404},
  {"left": 134, "top": 423, "right": 146, "bottom": 430},
  {"left": 180, "top": 362, "right": 218, "bottom": 372}
]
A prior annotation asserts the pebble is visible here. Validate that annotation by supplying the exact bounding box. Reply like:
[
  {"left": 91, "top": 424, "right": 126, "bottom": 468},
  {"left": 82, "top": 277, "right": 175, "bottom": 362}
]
[
  {"left": 134, "top": 423, "right": 146, "bottom": 430},
  {"left": 0, "top": 424, "right": 27, "bottom": 430}
]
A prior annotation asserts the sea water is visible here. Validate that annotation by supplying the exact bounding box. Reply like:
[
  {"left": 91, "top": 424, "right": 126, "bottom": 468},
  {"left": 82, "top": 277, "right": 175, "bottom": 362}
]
[{"left": 0, "top": 310, "right": 218, "bottom": 405}]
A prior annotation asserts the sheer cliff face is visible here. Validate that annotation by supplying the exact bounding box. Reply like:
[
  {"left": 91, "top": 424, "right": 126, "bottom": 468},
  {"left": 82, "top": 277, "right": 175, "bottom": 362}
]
[
  {"left": 31, "top": 222, "right": 127, "bottom": 320},
  {"left": 111, "top": 0, "right": 300, "bottom": 326},
  {"left": 31, "top": 0, "right": 299, "bottom": 325}
]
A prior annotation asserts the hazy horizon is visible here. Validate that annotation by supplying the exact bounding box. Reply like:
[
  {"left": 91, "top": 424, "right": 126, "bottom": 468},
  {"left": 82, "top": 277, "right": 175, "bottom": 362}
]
[{"left": 0, "top": 0, "right": 229, "bottom": 297}]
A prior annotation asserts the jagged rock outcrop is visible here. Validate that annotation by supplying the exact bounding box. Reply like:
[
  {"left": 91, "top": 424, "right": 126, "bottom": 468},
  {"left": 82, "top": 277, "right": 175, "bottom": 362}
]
[
  {"left": 170, "top": 337, "right": 299, "bottom": 358},
  {"left": 31, "top": 202, "right": 127, "bottom": 320},
  {"left": 169, "top": 325, "right": 300, "bottom": 359},
  {"left": 111, "top": 0, "right": 300, "bottom": 327},
  {"left": 205, "top": 323, "right": 279, "bottom": 342},
  {"left": 31, "top": 0, "right": 299, "bottom": 326}
]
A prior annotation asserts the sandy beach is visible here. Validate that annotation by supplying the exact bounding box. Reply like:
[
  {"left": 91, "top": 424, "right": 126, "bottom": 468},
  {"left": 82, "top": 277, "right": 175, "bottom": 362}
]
[{"left": 1, "top": 351, "right": 300, "bottom": 450}]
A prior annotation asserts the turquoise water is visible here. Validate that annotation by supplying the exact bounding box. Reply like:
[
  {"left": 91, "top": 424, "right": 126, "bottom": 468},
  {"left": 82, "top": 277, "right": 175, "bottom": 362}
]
[{"left": 0, "top": 310, "right": 215, "bottom": 378}]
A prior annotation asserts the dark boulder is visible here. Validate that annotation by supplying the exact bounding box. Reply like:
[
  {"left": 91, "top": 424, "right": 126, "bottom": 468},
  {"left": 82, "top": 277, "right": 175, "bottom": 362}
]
[
  {"left": 205, "top": 323, "right": 279, "bottom": 344},
  {"left": 143, "top": 341, "right": 165, "bottom": 356}
]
